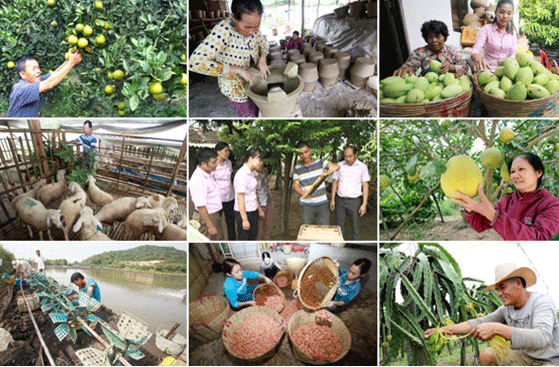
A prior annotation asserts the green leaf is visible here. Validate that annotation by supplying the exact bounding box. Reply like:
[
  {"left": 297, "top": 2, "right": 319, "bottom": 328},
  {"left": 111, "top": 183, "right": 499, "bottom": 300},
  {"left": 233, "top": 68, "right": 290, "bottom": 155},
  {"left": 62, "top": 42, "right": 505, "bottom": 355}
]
[
  {"left": 420, "top": 158, "right": 447, "bottom": 179},
  {"left": 399, "top": 273, "right": 438, "bottom": 325},
  {"left": 129, "top": 94, "right": 139, "bottom": 111},
  {"left": 406, "top": 154, "right": 418, "bottom": 176},
  {"left": 389, "top": 318, "right": 423, "bottom": 345}
]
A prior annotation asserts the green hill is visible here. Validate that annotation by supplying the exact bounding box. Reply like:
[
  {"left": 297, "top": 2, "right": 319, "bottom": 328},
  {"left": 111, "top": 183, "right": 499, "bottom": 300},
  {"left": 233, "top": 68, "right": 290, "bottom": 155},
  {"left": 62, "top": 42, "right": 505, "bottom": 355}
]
[{"left": 80, "top": 245, "right": 185, "bottom": 273}]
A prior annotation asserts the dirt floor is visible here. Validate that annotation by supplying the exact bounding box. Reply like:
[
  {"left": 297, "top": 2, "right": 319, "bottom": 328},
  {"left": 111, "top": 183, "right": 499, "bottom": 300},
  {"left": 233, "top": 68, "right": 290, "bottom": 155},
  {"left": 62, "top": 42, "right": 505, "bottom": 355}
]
[
  {"left": 258, "top": 181, "right": 377, "bottom": 241},
  {"left": 0, "top": 284, "right": 171, "bottom": 366},
  {"left": 189, "top": 285, "right": 376, "bottom": 366},
  {"left": 379, "top": 215, "right": 502, "bottom": 241},
  {"left": 188, "top": 73, "right": 377, "bottom": 118}
]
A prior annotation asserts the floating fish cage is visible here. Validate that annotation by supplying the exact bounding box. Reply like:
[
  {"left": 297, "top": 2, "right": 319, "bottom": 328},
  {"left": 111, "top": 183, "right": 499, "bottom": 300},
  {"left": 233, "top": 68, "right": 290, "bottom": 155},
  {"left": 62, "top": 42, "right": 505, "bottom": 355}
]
[{"left": 0, "top": 119, "right": 187, "bottom": 241}]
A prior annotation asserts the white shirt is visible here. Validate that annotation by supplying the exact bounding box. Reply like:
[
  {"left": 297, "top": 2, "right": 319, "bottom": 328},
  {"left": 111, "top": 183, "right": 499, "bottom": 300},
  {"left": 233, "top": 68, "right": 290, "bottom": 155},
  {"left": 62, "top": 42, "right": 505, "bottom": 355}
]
[
  {"left": 35, "top": 254, "right": 46, "bottom": 270},
  {"left": 333, "top": 159, "right": 370, "bottom": 198}
]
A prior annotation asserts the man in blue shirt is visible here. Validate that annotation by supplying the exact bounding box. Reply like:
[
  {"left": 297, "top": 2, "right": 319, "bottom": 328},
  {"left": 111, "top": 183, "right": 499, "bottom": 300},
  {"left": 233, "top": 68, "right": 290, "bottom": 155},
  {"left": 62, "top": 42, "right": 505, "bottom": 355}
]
[
  {"left": 8, "top": 50, "right": 82, "bottom": 117},
  {"left": 72, "top": 120, "right": 98, "bottom": 169},
  {"left": 68, "top": 272, "right": 101, "bottom": 303}
]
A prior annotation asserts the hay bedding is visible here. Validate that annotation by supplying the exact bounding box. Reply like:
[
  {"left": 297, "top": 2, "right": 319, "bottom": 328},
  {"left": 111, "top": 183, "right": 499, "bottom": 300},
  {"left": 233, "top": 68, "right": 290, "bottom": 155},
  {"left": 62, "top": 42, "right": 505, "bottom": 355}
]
[{"left": 189, "top": 289, "right": 377, "bottom": 366}]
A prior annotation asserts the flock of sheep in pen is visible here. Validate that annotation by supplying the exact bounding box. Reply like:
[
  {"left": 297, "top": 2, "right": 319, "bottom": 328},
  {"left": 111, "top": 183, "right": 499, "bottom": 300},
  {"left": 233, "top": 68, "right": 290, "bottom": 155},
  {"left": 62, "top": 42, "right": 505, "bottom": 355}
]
[{"left": 9, "top": 169, "right": 187, "bottom": 241}]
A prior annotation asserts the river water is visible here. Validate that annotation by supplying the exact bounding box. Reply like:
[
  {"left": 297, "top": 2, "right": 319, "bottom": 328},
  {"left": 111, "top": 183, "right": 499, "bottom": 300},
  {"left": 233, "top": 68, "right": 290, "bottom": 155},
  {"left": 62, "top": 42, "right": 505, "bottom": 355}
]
[{"left": 43, "top": 267, "right": 186, "bottom": 335}]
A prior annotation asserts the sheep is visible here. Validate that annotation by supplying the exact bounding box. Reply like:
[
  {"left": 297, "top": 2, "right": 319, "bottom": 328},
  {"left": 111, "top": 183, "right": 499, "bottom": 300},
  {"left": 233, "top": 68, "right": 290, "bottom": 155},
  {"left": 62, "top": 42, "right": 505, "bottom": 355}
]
[
  {"left": 169, "top": 213, "right": 187, "bottom": 229},
  {"left": 15, "top": 197, "right": 63, "bottom": 240},
  {"left": 160, "top": 197, "right": 179, "bottom": 218},
  {"left": 94, "top": 196, "right": 151, "bottom": 224},
  {"left": 59, "top": 182, "right": 87, "bottom": 241},
  {"left": 146, "top": 194, "right": 166, "bottom": 208},
  {"left": 123, "top": 208, "right": 169, "bottom": 240},
  {"left": 155, "top": 223, "right": 187, "bottom": 240},
  {"left": 73, "top": 207, "right": 111, "bottom": 240},
  {"left": 36, "top": 169, "right": 67, "bottom": 208},
  {"left": 85, "top": 175, "right": 114, "bottom": 207},
  {"left": 10, "top": 178, "right": 47, "bottom": 212}
]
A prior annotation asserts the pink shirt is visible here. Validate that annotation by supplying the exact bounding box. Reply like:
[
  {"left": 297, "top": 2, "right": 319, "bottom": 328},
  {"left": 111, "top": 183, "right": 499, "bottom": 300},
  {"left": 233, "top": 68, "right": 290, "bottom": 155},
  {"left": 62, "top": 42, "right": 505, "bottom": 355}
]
[
  {"left": 472, "top": 23, "right": 517, "bottom": 72},
  {"left": 332, "top": 159, "right": 370, "bottom": 198},
  {"left": 211, "top": 159, "right": 235, "bottom": 202},
  {"left": 234, "top": 164, "right": 258, "bottom": 212},
  {"left": 189, "top": 166, "right": 223, "bottom": 214},
  {"left": 465, "top": 189, "right": 559, "bottom": 240}
]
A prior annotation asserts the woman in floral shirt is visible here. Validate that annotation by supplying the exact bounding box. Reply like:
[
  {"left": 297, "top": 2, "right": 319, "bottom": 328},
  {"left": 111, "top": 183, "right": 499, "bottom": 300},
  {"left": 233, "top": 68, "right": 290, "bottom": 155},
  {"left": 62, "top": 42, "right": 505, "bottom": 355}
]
[
  {"left": 393, "top": 20, "right": 468, "bottom": 78},
  {"left": 189, "top": 0, "right": 270, "bottom": 117}
]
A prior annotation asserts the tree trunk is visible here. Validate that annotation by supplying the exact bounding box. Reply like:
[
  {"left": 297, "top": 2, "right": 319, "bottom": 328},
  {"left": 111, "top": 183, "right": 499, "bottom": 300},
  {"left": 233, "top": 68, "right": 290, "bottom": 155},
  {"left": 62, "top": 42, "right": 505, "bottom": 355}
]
[{"left": 280, "top": 152, "right": 294, "bottom": 235}]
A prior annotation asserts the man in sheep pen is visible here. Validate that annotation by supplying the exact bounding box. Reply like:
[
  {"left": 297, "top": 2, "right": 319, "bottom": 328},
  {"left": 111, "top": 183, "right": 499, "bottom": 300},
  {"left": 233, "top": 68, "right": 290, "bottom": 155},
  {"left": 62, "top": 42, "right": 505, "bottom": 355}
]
[
  {"left": 424, "top": 263, "right": 559, "bottom": 366},
  {"left": 71, "top": 120, "right": 98, "bottom": 169},
  {"left": 12, "top": 260, "right": 32, "bottom": 279}
]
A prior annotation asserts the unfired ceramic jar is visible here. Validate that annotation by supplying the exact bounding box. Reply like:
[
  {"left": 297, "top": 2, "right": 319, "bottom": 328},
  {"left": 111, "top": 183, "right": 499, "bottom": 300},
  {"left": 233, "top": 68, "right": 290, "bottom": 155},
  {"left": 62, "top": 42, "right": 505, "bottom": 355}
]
[
  {"left": 319, "top": 59, "right": 340, "bottom": 86},
  {"left": 269, "top": 46, "right": 281, "bottom": 54},
  {"left": 287, "top": 49, "right": 301, "bottom": 60},
  {"left": 324, "top": 47, "right": 339, "bottom": 58},
  {"left": 298, "top": 62, "right": 319, "bottom": 82},
  {"left": 315, "top": 42, "right": 326, "bottom": 53},
  {"left": 349, "top": 57, "right": 375, "bottom": 87},
  {"left": 290, "top": 54, "right": 306, "bottom": 66},
  {"left": 366, "top": 1, "right": 377, "bottom": 17},
  {"left": 309, "top": 51, "right": 324, "bottom": 65},
  {"left": 336, "top": 52, "right": 351, "bottom": 76},
  {"left": 269, "top": 52, "right": 284, "bottom": 63},
  {"left": 303, "top": 46, "right": 315, "bottom": 59},
  {"left": 334, "top": 5, "right": 349, "bottom": 18},
  {"left": 349, "top": 1, "right": 364, "bottom": 18}
]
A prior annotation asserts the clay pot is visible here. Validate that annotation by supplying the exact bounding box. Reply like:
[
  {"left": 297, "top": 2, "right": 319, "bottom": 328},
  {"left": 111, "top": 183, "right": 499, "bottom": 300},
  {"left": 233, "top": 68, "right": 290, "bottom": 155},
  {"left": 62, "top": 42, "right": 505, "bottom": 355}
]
[
  {"left": 270, "top": 59, "right": 286, "bottom": 66},
  {"left": 303, "top": 46, "right": 315, "bottom": 59},
  {"left": 304, "top": 35, "right": 312, "bottom": 43},
  {"left": 269, "top": 52, "right": 284, "bottom": 62},
  {"left": 246, "top": 63, "right": 305, "bottom": 117},
  {"left": 269, "top": 46, "right": 281, "bottom": 54},
  {"left": 334, "top": 5, "right": 349, "bottom": 18},
  {"left": 349, "top": 1, "right": 364, "bottom": 18},
  {"left": 290, "top": 54, "right": 305, "bottom": 65},
  {"left": 287, "top": 49, "right": 301, "bottom": 60},
  {"left": 315, "top": 42, "right": 326, "bottom": 53},
  {"left": 366, "top": 1, "right": 377, "bottom": 17},
  {"left": 280, "top": 39, "right": 287, "bottom": 48},
  {"left": 298, "top": 62, "right": 319, "bottom": 82},
  {"left": 309, "top": 51, "right": 324, "bottom": 65},
  {"left": 303, "top": 80, "right": 317, "bottom": 92},
  {"left": 324, "top": 47, "right": 339, "bottom": 58},
  {"left": 319, "top": 59, "right": 340, "bottom": 78},
  {"left": 336, "top": 52, "right": 351, "bottom": 77},
  {"left": 349, "top": 57, "right": 375, "bottom": 87}
]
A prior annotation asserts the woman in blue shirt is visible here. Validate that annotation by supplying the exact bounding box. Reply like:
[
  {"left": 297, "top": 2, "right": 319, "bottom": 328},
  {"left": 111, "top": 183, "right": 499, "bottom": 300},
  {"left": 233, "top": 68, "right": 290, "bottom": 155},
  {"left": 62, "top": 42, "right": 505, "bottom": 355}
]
[
  {"left": 325, "top": 258, "right": 371, "bottom": 311},
  {"left": 223, "top": 258, "right": 273, "bottom": 308}
]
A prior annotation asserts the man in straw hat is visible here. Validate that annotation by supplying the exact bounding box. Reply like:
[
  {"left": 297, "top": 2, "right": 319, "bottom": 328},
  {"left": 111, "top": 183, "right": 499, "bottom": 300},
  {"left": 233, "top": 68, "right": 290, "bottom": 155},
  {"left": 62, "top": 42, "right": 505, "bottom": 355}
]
[{"left": 424, "top": 263, "right": 559, "bottom": 366}]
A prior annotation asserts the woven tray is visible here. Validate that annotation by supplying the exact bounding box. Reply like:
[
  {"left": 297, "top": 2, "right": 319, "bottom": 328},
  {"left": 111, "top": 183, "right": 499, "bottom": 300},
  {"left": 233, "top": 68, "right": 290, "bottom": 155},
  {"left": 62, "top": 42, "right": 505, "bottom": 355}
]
[
  {"left": 475, "top": 83, "right": 559, "bottom": 117},
  {"left": 221, "top": 306, "right": 286, "bottom": 361},
  {"left": 253, "top": 283, "right": 286, "bottom": 312},
  {"left": 287, "top": 309, "right": 351, "bottom": 364},
  {"left": 295, "top": 256, "right": 339, "bottom": 309},
  {"left": 274, "top": 270, "right": 293, "bottom": 288},
  {"left": 297, "top": 225, "right": 344, "bottom": 241},
  {"left": 379, "top": 86, "right": 473, "bottom": 117},
  {"left": 189, "top": 295, "right": 232, "bottom": 342}
]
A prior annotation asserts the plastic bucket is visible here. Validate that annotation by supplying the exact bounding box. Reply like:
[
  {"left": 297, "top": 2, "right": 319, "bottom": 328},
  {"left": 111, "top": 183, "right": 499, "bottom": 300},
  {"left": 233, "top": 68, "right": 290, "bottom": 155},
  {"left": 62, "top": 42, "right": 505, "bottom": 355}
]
[{"left": 156, "top": 322, "right": 186, "bottom": 356}]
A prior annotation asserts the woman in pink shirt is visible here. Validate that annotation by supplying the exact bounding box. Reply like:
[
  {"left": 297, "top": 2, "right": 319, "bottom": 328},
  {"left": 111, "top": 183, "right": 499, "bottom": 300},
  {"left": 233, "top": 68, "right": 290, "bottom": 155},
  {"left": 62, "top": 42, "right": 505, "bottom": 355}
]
[
  {"left": 234, "top": 148, "right": 265, "bottom": 240},
  {"left": 213, "top": 142, "right": 237, "bottom": 240},
  {"left": 471, "top": 0, "right": 517, "bottom": 72},
  {"left": 452, "top": 152, "right": 559, "bottom": 240}
]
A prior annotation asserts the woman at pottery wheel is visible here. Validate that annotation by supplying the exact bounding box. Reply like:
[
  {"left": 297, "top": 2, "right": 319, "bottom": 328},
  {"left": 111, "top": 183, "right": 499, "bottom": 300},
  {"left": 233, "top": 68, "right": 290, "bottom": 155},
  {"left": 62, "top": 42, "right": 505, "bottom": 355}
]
[
  {"left": 451, "top": 152, "right": 559, "bottom": 240},
  {"left": 470, "top": 0, "right": 517, "bottom": 72},
  {"left": 189, "top": 0, "right": 270, "bottom": 117},
  {"left": 393, "top": 20, "right": 468, "bottom": 77}
]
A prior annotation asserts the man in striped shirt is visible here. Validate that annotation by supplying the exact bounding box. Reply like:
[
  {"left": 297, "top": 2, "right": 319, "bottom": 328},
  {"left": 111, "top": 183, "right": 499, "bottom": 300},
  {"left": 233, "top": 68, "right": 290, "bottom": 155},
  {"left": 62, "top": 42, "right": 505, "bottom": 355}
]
[{"left": 292, "top": 141, "right": 339, "bottom": 225}]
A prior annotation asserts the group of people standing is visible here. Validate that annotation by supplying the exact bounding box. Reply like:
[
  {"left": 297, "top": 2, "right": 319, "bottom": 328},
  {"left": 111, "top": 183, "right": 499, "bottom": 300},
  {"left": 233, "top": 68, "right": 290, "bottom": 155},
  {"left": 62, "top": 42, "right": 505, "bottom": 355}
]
[{"left": 189, "top": 140, "right": 371, "bottom": 241}]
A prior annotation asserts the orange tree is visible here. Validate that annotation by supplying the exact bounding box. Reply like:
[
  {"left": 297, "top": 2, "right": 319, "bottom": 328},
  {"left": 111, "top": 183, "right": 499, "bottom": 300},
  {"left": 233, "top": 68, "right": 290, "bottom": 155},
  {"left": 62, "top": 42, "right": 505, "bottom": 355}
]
[{"left": 0, "top": 0, "right": 186, "bottom": 117}]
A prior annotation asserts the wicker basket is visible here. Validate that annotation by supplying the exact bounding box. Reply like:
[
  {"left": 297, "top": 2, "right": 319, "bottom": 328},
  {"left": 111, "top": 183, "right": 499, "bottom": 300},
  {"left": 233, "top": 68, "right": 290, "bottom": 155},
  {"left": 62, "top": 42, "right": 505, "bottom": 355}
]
[
  {"left": 189, "top": 294, "right": 232, "bottom": 342},
  {"left": 287, "top": 309, "right": 351, "bottom": 364},
  {"left": 221, "top": 306, "right": 286, "bottom": 361},
  {"left": 476, "top": 84, "right": 559, "bottom": 117},
  {"left": 379, "top": 86, "right": 473, "bottom": 117},
  {"left": 295, "top": 256, "right": 339, "bottom": 310},
  {"left": 253, "top": 283, "right": 286, "bottom": 312},
  {"left": 273, "top": 270, "right": 293, "bottom": 288}
]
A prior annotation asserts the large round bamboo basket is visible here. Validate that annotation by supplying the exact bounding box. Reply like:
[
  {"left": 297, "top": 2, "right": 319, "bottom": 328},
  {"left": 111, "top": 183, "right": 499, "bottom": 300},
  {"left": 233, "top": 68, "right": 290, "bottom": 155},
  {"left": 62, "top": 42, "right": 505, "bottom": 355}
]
[
  {"left": 287, "top": 309, "right": 351, "bottom": 364},
  {"left": 273, "top": 270, "right": 293, "bottom": 288},
  {"left": 295, "top": 256, "right": 339, "bottom": 310},
  {"left": 476, "top": 84, "right": 559, "bottom": 117},
  {"left": 379, "top": 86, "right": 473, "bottom": 117},
  {"left": 253, "top": 283, "right": 286, "bottom": 312},
  {"left": 189, "top": 295, "right": 232, "bottom": 342},
  {"left": 221, "top": 306, "right": 286, "bottom": 361}
]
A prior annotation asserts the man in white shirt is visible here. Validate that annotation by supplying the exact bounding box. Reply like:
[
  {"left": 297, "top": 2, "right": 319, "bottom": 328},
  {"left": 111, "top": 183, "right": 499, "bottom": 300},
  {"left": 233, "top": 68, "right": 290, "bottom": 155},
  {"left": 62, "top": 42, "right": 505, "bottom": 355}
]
[
  {"left": 330, "top": 146, "right": 370, "bottom": 240},
  {"left": 34, "top": 250, "right": 46, "bottom": 275}
]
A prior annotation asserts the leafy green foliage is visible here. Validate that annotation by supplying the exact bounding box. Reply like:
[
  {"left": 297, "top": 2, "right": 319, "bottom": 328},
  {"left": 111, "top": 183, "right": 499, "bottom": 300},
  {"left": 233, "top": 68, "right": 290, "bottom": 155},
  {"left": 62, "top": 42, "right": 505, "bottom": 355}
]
[
  {"left": 45, "top": 259, "right": 68, "bottom": 266},
  {"left": 0, "top": 0, "right": 186, "bottom": 117},
  {"left": 380, "top": 244, "right": 503, "bottom": 366},
  {"left": 80, "top": 245, "right": 185, "bottom": 273},
  {"left": 0, "top": 245, "right": 15, "bottom": 274},
  {"left": 519, "top": 0, "right": 559, "bottom": 48},
  {"left": 381, "top": 189, "right": 436, "bottom": 227},
  {"left": 53, "top": 141, "right": 74, "bottom": 163}
]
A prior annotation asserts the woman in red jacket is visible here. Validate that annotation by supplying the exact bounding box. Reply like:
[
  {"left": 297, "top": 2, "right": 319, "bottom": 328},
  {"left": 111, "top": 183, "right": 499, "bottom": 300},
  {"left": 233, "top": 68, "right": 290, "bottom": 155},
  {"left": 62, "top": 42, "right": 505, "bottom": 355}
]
[{"left": 452, "top": 152, "right": 559, "bottom": 240}]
